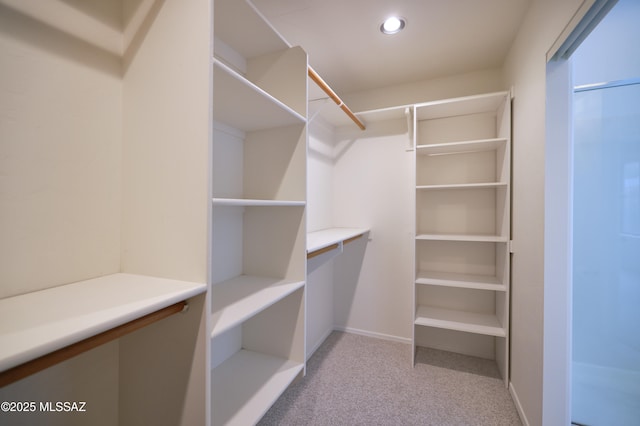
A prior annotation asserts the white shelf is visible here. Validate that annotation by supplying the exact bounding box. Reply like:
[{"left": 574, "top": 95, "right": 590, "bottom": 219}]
[
  {"left": 212, "top": 60, "right": 305, "bottom": 132},
  {"left": 307, "top": 227, "right": 369, "bottom": 254},
  {"left": 416, "top": 182, "right": 507, "bottom": 190},
  {"left": 416, "top": 138, "right": 507, "bottom": 155},
  {"left": 415, "top": 91, "right": 509, "bottom": 120},
  {"left": 211, "top": 275, "right": 305, "bottom": 337},
  {"left": 415, "top": 306, "right": 506, "bottom": 337},
  {"left": 0, "top": 273, "right": 206, "bottom": 372},
  {"left": 416, "top": 233, "right": 508, "bottom": 243},
  {"left": 212, "top": 197, "right": 305, "bottom": 207},
  {"left": 416, "top": 271, "right": 506, "bottom": 292},
  {"left": 211, "top": 349, "right": 304, "bottom": 426}
]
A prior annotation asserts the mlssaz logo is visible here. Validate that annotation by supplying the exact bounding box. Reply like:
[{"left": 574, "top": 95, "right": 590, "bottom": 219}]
[{"left": 39, "top": 401, "right": 87, "bottom": 412}]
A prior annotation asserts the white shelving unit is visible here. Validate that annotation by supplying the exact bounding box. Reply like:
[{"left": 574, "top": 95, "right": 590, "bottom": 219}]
[
  {"left": 211, "top": 0, "right": 308, "bottom": 424},
  {"left": 412, "top": 91, "right": 511, "bottom": 385}
]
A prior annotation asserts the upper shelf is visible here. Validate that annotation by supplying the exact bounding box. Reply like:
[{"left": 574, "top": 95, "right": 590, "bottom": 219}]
[
  {"left": 416, "top": 138, "right": 508, "bottom": 155},
  {"left": 213, "top": 60, "right": 305, "bottom": 132},
  {"left": 0, "top": 273, "right": 206, "bottom": 373},
  {"left": 416, "top": 182, "right": 508, "bottom": 190},
  {"left": 212, "top": 198, "right": 305, "bottom": 207},
  {"left": 309, "top": 100, "right": 410, "bottom": 129},
  {"left": 416, "top": 233, "right": 508, "bottom": 243},
  {"left": 415, "top": 91, "right": 509, "bottom": 121}
]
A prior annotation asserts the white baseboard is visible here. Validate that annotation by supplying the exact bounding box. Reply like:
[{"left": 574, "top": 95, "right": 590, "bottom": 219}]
[
  {"left": 333, "top": 326, "right": 412, "bottom": 345},
  {"left": 509, "top": 382, "right": 530, "bottom": 426}
]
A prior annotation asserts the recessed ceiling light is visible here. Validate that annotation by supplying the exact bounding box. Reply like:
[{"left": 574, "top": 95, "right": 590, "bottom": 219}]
[{"left": 380, "top": 16, "right": 406, "bottom": 34}]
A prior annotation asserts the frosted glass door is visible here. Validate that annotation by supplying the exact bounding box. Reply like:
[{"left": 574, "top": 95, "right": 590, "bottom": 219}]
[{"left": 572, "top": 82, "right": 640, "bottom": 425}]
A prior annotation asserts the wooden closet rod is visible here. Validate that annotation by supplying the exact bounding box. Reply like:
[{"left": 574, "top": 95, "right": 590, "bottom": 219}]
[
  {"left": 0, "top": 301, "right": 187, "bottom": 387},
  {"left": 308, "top": 66, "right": 366, "bottom": 130}
]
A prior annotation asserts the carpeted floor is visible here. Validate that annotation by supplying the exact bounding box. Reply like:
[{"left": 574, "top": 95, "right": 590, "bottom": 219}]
[{"left": 259, "top": 331, "right": 522, "bottom": 425}]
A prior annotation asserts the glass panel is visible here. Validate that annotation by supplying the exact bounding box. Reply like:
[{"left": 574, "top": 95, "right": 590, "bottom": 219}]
[{"left": 572, "top": 82, "right": 640, "bottom": 425}]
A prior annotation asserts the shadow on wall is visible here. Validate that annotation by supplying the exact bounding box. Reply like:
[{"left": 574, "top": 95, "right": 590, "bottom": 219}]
[
  {"left": 333, "top": 234, "right": 369, "bottom": 329},
  {"left": 0, "top": 0, "right": 166, "bottom": 77},
  {"left": 334, "top": 118, "right": 410, "bottom": 162}
]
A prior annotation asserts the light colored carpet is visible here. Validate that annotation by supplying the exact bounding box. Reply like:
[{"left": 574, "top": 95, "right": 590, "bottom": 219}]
[{"left": 259, "top": 331, "right": 522, "bottom": 425}]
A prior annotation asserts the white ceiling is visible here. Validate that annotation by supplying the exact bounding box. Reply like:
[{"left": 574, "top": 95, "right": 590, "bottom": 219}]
[{"left": 251, "top": 0, "right": 531, "bottom": 96}]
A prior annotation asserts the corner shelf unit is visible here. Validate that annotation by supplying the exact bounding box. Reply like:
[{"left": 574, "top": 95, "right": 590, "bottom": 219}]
[
  {"left": 412, "top": 91, "right": 511, "bottom": 385},
  {"left": 211, "top": 0, "right": 308, "bottom": 424}
]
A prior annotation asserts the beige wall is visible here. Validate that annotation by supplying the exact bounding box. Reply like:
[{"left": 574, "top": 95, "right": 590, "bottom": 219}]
[
  {"left": 344, "top": 67, "right": 504, "bottom": 112},
  {"left": 0, "top": 2, "right": 122, "bottom": 299},
  {"left": 121, "top": 0, "right": 210, "bottom": 284}
]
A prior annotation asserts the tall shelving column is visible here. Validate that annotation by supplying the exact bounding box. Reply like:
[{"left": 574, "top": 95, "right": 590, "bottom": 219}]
[
  {"left": 412, "top": 92, "right": 511, "bottom": 385},
  {"left": 211, "top": 0, "right": 308, "bottom": 424}
]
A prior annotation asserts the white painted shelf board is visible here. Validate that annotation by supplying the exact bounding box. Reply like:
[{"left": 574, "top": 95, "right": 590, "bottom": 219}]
[
  {"left": 211, "top": 349, "right": 304, "bottom": 426},
  {"left": 0, "top": 273, "right": 206, "bottom": 372},
  {"left": 416, "top": 138, "right": 508, "bottom": 155},
  {"left": 416, "top": 270, "right": 506, "bottom": 292},
  {"left": 307, "top": 227, "right": 369, "bottom": 253},
  {"left": 416, "top": 233, "right": 508, "bottom": 243},
  {"left": 415, "top": 306, "right": 506, "bottom": 337},
  {"left": 211, "top": 275, "right": 305, "bottom": 337},
  {"left": 359, "top": 105, "right": 411, "bottom": 123},
  {"left": 308, "top": 98, "right": 409, "bottom": 128},
  {"left": 213, "top": 60, "right": 305, "bottom": 132},
  {"left": 212, "top": 198, "right": 305, "bottom": 207},
  {"left": 416, "top": 182, "right": 508, "bottom": 190},
  {"left": 415, "top": 91, "right": 509, "bottom": 121}
]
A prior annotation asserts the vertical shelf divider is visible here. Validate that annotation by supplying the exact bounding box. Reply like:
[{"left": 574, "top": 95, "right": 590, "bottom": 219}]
[{"left": 211, "top": 0, "right": 308, "bottom": 424}]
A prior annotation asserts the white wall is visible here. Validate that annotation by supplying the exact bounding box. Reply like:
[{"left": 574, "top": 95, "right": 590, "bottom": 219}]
[
  {"left": 332, "top": 118, "right": 414, "bottom": 341},
  {"left": 502, "top": 0, "right": 585, "bottom": 424},
  {"left": 121, "top": 0, "right": 210, "bottom": 284},
  {"left": 0, "top": 1, "right": 122, "bottom": 299},
  {"left": 308, "top": 118, "right": 335, "bottom": 233}
]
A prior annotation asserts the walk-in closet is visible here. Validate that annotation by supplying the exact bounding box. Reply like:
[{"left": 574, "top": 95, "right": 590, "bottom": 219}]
[{"left": 2, "top": 0, "right": 628, "bottom": 425}]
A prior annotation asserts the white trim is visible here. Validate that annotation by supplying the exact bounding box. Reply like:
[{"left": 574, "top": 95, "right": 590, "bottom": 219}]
[
  {"left": 574, "top": 76, "right": 640, "bottom": 92},
  {"left": 543, "top": 53, "right": 574, "bottom": 426},
  {"left": 547, "top": 0, "right": 596, "bottom": 61},
  {"left": 333, "top": 326, "right": 413, "bottom": 345},
  {"left": 547, "top": 0, "right": 619, "bottom": 61},
  {"left": 509, "top": 382, "right": 531, "bottom": 426}
]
